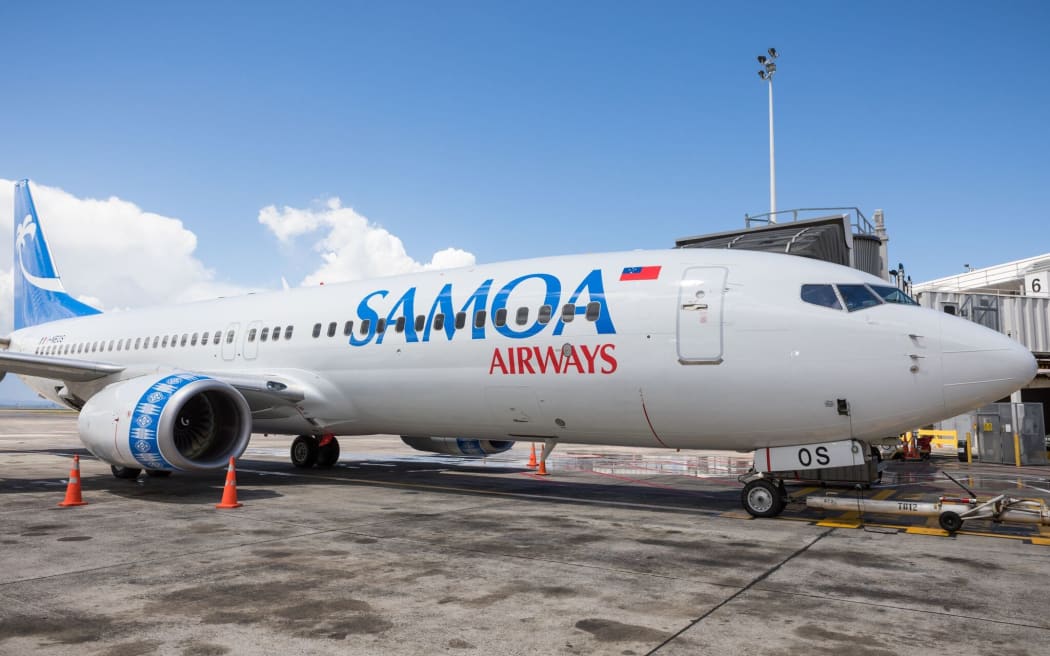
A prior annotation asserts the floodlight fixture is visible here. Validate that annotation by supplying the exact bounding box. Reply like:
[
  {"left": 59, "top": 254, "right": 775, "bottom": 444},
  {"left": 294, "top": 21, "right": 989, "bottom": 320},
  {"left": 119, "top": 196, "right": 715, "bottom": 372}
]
[
  {"left": 768, "top": 47, "right": 778, "bottom": 58},
  {"left": 755, "top": 48, "right": 780, "bottom": 217},
  {"left": 757, "top": 55, "right": 767, "bottom": 64}
]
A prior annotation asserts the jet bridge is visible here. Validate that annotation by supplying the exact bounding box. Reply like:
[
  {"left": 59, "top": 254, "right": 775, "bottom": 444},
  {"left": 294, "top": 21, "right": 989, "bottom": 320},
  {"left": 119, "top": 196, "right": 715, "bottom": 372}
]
[{"left": 676, "top": 207, "right": 889, "bottom": 281}]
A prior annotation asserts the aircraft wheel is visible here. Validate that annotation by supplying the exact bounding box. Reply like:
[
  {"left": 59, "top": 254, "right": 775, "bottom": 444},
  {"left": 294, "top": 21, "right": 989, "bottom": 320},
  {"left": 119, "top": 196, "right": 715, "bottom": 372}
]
[
  {"left": 145, "top": 469, "right": 172, "bottom": 478},
  {"left": 316, "top": 436, "right": 340, "bottom": 468},
  {"left": 742, "top": 479, "right": 785, "bottom": 518},
  {"left": 111, "top": 465, "right": 142, "bottom": 480},
  {"left": 939, "top": 511, "right": 963, "bottom": 534},
  {"left": 291, "top": 435, "right": 319, "bottom": 468}
]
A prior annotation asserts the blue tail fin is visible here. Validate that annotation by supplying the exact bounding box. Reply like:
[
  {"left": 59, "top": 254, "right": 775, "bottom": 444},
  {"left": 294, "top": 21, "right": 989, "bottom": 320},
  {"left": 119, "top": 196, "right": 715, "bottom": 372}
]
[{"left": 13, "top": 179, "right": 101, "bottom": 329}]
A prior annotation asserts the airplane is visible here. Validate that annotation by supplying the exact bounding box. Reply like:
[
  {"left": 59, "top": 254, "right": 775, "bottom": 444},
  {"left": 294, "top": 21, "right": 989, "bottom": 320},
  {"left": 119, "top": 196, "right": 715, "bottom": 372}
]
[{"left": 0, "top": 179, "right": 1037, "bottom": 517}]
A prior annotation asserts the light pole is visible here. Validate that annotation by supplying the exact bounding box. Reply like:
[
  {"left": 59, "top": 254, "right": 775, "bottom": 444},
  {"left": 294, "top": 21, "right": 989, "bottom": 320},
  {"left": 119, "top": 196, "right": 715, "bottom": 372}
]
[{"left": 757, "top": 48, "right": 778, "bottom": 221}]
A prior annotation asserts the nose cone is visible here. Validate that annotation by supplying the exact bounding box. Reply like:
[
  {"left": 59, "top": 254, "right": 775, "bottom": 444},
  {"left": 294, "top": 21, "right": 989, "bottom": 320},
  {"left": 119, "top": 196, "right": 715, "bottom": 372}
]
[{"left": 941, "top": 314, "right": 1037, "bottom": 414}]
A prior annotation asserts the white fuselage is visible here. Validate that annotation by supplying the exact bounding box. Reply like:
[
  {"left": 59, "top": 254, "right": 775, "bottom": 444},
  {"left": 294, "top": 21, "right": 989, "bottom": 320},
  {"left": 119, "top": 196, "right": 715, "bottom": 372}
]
[{"left": 7, "top": 249, "right": 1035, "bottom": 450}]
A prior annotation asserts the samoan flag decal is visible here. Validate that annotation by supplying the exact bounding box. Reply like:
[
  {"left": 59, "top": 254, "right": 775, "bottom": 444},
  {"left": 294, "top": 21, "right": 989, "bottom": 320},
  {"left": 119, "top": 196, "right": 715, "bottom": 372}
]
[{"left": 620, "top": 266, "right": 661, "bottom": 281}]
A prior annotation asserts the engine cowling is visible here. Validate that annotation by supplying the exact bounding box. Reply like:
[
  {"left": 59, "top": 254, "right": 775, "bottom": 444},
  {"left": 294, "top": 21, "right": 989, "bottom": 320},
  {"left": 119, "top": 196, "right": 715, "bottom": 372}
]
[
  {"left": 78, "top": 373, "right": 252, "bottom": 471},
  {"left": 401, "top": 436, "right": 515, "bottom": 457}
]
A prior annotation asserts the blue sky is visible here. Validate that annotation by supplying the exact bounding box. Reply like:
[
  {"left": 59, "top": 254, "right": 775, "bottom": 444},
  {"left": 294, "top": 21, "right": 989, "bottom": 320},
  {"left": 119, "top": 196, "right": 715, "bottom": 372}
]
[{"left": 1, "top": 2, "right": 1048, "bottom": 401}]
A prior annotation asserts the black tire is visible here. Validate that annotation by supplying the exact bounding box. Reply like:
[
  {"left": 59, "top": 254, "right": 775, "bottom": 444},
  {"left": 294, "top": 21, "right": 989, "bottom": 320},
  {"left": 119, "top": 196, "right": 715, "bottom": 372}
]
[
  {"left": 111, "top": 465, "right": 142, "bottom": 480},
  {"left": 742, "top": 479, "right": 785, "bottom": 518},
  {"left": 316, "top": 437, "right": 340, "bottom": 468},
  {"left": 291, "top": 435, "right": 319, "bottom": 468},
  {"left": 939, "top": 511, "right": 963, "bottom": 534},
  {"left": 145, "top": 470, "right": 172, "bottom": 478}
]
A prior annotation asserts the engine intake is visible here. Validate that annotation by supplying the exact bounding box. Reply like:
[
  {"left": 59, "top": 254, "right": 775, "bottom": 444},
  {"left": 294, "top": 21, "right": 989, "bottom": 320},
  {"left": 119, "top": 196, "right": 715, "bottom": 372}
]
[
  {"left": 401, "top": 436, "right": 515, "bottom": 457},
  {"left": 78, "top": 373, "right": 251, "bottom": 471}
]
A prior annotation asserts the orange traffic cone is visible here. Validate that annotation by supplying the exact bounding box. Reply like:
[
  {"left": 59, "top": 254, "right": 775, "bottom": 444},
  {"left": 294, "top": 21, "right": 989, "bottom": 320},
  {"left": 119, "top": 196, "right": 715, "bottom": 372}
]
[
  {"left": 536, "top": 456, "right": 549, "bottom": 476},
  {"left": 527, "top": 443, "right": 538, "bottom": 469},
  {"left": 215, "top": 457, "right": 242, "bottom": 509},
  {"left": 58, "top": 454, "right": 88, "bottom": 507}
]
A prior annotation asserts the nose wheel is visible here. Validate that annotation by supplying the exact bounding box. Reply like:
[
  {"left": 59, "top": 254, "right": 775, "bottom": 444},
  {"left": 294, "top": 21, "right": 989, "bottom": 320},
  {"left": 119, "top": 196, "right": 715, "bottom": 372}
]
[{"left": 741, "top": 478, "right": 787, "bottom": 518}]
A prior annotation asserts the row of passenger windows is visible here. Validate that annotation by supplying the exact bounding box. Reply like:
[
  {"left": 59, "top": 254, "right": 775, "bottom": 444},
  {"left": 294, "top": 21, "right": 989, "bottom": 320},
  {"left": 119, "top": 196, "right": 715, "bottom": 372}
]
[
  {"left": 35, "top": 325, "right": 295, "bottom": 356},
  {"left": 310, "top": 302, "right": 604, "bottom": 339},
  {"left": 801, "top": 283, "right": 918, "bottom": 312}
]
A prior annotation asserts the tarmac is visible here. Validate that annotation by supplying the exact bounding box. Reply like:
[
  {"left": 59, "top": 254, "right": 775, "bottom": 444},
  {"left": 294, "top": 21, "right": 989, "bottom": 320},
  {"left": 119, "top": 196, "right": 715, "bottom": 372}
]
[{"left": 2, "top": 409, "right": 1050, "bottom": 656}]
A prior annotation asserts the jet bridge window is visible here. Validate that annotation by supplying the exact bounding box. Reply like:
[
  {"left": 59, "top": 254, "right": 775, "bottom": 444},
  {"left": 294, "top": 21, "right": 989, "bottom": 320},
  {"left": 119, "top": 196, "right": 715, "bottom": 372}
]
[
  {"left": 800, "top": 284, "right": 842, "bottom": 310},
  {"left": 868, "top": 285, "right": 919, "bottom": 306},
  {"left": 312, "top": 323, "right": 322, "bottom": 338},
  {"left": 836, "top": 284, "right": 882, "bottom": 312}
]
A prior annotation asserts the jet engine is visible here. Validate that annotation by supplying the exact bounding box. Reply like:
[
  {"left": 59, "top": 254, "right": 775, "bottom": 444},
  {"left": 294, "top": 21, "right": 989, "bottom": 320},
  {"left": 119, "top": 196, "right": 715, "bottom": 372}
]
[
  {"left": 401, "top": 436, "right": 515, "bottom": 457},
  {"left": 78, "top": 373, "right": 251, "bottom": 471}
]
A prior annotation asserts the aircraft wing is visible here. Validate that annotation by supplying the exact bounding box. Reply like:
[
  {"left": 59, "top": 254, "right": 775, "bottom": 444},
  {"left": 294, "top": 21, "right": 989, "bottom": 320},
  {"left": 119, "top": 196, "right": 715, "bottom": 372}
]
[
  {"left": 0, "top": 350, "right": 125, "bottom": 382},
  {"left": 0, "top": 350, "right": 305, "bottom": 412}
]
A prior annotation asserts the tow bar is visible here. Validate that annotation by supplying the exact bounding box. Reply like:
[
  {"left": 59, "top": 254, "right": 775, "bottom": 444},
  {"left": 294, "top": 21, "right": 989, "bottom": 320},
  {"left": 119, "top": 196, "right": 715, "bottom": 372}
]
[{"left": 804, "top": 471, "right": 1050, "bottom": 534}]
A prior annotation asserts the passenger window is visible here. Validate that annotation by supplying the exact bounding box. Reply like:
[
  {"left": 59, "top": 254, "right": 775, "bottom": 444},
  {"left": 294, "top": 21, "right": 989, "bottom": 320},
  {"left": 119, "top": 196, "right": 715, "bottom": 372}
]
[
  {"left": 585, "top": 303, "right": 600, "bottom": 322},
  {"left": 140, "top": 337, "right": 148, "bottom": 350},
  {"left": 260, "top": 327, "right": 269, "bottom": 342},
  {"left": 561, "top": 304, "right": 575, "bottom": 323},
  {"left": 433, "top": 314, "right": 445, "bottom": 331},
  {"left": 800, "top": 284, "right": 842, "bottom": 310},
  {"left": 415, "top": 315, "right": 425, "bottom": 332},
  {"left": 126, "top": 338, "right": 133, "bottom": 350},
  {"left": 343, "top": 321, "right": 353, "bottom": 337},
  {"left": 869, "top": 285, "right": 919, "bottom": 306},
  {"left": 226, "top": 330, "right": 235, "bottom": 344},
  {"left": 359, "top": 319, "right": 371, "bottom": 334},
  {"left": 180, "top": 334, "right": 188, "bottom": 347},
  {"left": 134, "top": 338, "right": 141, "bottom": 350},
  {"left": 162, "top": 336, "right": 169, "bottom": 348},
  {"left": 837, "top": 284, "right": 882, "bottom": 312},
  {"left": 191, "top": 333, "right": 199, "bottom": 346},
  {"left": 273, "top": 326, "right": 281, "bottom": 341},
  {"left": 538, "top": 305, "right": 552, "bottom": 324},
  {"left": 494, "top": 308, "right": 508, "bottom": 327},
  {"left": 455, "top": 312, "right": 466, "bottom": 329},
  {"left": 92, "top": 342, "right": 99, "bottom": 352},
  {"left": 376, "top": 318, "right": 387, "bottom": 333},
  {"left": 395, "top": 316, "right": 406, "bottom": 333},
  {"left": 474, "top": 310, "right": 487, "bottom": 329},
  {"left": 201, "top": 332, "right": 209, "bottom": 346},
  {"left": 327, "top": 322, "right": 337, "bottom": 337},
  {"left": 284, "top": 326, "right": 293, "bottom": 340},
  {"left": 116, "top": 340, "right": 122, "bottom": 352},
  {"left": 213, "top": 331, "right": 222, "bottom": 345},
  {"left": 312, "top": 323, "right": 322, "bottom": 338},
  {"left": 108, "top": 340, "right": 115, "bottom": 351}
]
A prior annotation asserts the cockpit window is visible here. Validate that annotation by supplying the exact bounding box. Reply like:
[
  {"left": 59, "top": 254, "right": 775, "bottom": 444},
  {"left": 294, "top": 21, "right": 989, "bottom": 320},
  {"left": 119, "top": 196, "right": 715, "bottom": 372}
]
[
  {"left": 837, "top": 284, "right": 882, "bottom": 312},
  {"left": 868, "top": 285, "right": 919, "bottom": 306},
  {"left": 800, "top": 284, "right": 842, "bottom": 310}
]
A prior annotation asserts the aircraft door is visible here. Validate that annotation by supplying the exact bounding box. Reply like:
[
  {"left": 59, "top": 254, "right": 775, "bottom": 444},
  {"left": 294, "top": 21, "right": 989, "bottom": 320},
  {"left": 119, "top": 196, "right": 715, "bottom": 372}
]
[
  {"left": 676, "top": 266, "right": 727, "bottom": 364},
  {"left": 221, "top": 322, "right": 239, "bottom": 361},
  {"left": 243, "top": 320, "right": 263, "bottom": 360}
]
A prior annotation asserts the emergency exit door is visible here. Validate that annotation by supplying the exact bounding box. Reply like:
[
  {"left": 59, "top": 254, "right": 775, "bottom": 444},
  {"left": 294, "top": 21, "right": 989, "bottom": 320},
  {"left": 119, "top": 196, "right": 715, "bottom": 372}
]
[{"left": 676, "top": 266, "right": 727, "bottom": 364}]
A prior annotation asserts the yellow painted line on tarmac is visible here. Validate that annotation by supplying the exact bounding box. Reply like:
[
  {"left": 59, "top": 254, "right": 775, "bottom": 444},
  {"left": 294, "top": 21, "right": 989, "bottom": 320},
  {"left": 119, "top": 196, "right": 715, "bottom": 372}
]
[
  {"left": 816, "top": 519, "right": 862, "bottom": 528},
  {"left": 719, "top": 511, "right": 754, "bottom": 520},
  {"left": 906, "top": 526, "right": 950, "bottom": 537},
  {"left": 871, "top": 489, "right": 896, "bottom": 501},
  {"left": 1029, "top": 537, "right": 1050, "bottom": 546}
]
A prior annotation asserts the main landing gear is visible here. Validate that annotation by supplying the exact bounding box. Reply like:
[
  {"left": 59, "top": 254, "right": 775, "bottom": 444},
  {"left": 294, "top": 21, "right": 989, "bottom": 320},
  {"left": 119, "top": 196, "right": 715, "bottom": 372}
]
[
  {"left": 740, "top": 474, "right": 787, "bottom": 518},
  {"left": 290, "top": 434, "right": 340, "bottom": 469}
]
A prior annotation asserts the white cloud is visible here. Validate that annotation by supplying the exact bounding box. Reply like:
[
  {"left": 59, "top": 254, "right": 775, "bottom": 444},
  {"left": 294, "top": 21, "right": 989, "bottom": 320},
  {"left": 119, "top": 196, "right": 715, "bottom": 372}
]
[
  {"left": 0, "top": 178, "right": 247, "bottom": 335},
  {"left": 258, "top": 197, "right": 475, "bottom": 286}
]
